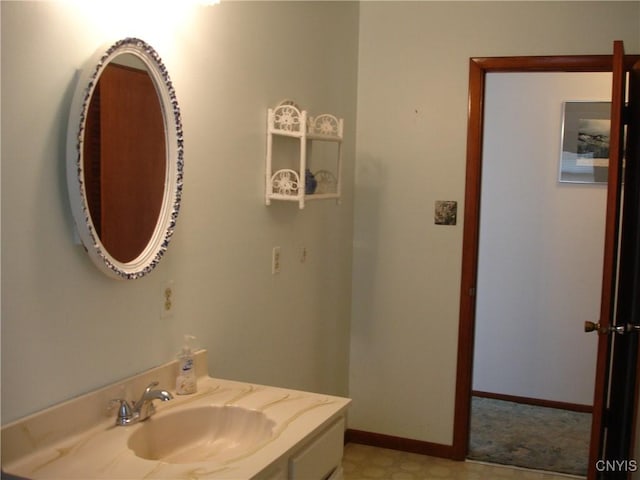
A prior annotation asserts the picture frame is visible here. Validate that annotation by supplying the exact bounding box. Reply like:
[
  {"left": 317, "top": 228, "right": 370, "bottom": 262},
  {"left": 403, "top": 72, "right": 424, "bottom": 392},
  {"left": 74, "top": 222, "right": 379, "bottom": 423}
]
[{"left": 559, "top": 101, "right": 611, "bottom": 184}]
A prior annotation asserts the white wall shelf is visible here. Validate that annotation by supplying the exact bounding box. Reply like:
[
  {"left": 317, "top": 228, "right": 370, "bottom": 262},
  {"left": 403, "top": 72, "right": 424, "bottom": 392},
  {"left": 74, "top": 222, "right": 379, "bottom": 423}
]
[{"left": 265, "top": 101, "right": 343, "bottom": 209}]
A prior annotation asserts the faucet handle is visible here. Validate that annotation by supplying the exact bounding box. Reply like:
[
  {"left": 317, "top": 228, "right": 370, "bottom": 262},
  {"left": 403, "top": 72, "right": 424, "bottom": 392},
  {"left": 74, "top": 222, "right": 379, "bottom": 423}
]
[{"left": 110, "top": 399, "right": 135, "bottom": 426}]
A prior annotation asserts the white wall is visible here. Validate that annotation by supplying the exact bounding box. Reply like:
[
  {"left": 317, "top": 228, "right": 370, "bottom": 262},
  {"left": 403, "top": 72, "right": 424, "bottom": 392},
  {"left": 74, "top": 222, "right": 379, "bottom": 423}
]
[
  {"left": 351, "top": 2, "right": 639, "bottom": 446},
  {"left": 1, "top": 1, "right": 359, "bottom": 424},
  {"left": 473, "top": 72, "right": 611, "bottom": 406}
]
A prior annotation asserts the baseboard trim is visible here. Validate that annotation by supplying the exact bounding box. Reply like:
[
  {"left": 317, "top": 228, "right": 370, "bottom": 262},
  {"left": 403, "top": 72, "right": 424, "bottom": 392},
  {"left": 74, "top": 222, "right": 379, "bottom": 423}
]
[
  {"left": 344, "top": 429, "right": 455, "bottom": 459},
  {"left": 472, "top": 390, "right": 593, "bottom": 414}
]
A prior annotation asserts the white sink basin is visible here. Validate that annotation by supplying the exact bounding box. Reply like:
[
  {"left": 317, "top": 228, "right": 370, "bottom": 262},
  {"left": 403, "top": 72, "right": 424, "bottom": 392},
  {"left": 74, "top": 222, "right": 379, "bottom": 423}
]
[{"left": 127, "top": 405, "right": 276, "bottom": 464}]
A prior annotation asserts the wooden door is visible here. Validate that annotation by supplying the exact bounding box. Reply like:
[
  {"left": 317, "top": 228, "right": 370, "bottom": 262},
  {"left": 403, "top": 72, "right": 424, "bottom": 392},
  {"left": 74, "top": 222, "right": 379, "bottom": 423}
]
[{"left": 587, "top": 41, "right": 640, "bottom": 480}]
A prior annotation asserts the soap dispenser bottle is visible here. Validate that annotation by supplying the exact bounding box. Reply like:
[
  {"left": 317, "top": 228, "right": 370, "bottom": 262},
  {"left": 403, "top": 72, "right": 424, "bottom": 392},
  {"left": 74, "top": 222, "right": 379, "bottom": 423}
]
[{"left": 176, "top": 334, "right": 197, "bottom": 395}]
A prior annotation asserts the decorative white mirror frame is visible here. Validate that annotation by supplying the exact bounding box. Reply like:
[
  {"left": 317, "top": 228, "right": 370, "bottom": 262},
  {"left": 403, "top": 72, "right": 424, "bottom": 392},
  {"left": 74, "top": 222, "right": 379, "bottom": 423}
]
[{"left": 66, "top": 38, "right": 184, "bottom": 280}]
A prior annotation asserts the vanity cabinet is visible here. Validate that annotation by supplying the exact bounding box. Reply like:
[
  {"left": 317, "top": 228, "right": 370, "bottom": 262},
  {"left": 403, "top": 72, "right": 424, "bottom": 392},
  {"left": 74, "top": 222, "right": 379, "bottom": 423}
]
[
  {"left": 289, "top": 417, "right": 345, "bottom": 479},
  {"left": 257, "top": 417, "right": 345, "bottom": 480},
  {"left": 265, "top": 101, "right": 343, "bottom": 209}
]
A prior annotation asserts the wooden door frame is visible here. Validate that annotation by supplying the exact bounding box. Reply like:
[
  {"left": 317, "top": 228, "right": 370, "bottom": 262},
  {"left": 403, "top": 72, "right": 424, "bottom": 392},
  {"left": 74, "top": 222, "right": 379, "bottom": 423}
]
[{"left": 452, "top": 54, "right": 640, "bottom": 467}]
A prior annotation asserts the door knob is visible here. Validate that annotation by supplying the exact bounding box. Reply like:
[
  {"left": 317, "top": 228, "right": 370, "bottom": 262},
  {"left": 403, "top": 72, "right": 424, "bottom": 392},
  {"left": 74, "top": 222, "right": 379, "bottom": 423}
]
[
  {"left": 584, "top": 321, "right": 627, "bottom": 335},
  {"left": 584, "top": 321, "right": 601, "bottom": 333}
]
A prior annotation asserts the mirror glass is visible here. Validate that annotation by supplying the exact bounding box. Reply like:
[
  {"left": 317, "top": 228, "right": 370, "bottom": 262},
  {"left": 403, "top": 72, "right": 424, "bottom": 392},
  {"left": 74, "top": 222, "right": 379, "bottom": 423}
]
[{"left": 67, "top": 38, "right": 184, "bottom": 279}]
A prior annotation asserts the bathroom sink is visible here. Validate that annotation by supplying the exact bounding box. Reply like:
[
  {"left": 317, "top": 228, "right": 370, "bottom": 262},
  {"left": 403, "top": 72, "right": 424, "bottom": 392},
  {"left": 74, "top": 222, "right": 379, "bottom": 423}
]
[{"left": 127, "top": 405, "right": 276, "bottom": 464}]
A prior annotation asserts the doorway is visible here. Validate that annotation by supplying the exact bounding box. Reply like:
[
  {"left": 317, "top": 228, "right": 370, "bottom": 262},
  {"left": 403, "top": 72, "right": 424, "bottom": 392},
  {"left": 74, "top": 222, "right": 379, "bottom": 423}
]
[
  {"left": 466, "top": 71, "right": 611, "bottom": 475},
  {"left": 452, "top": 51, "right": 640, "bottom": 480}
]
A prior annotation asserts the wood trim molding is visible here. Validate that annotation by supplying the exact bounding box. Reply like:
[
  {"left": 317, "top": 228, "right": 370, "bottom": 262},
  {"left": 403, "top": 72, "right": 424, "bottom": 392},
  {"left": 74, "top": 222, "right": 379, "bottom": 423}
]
[
  {"left": 472, "top": 390, "right": 593, "bottom": 414},
  {"left": 452, "top": 57, "right": 485, "bottom": 461},
  {"left": 345, "top": 429, "right": 455, "bottom": 459}
]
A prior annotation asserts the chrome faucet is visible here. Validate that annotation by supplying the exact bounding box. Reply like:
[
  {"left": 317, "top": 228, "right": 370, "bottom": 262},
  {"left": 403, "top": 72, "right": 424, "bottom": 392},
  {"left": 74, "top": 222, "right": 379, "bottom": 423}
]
[{"left": 112, "top": 381, "right": 173, "bottom": 426}]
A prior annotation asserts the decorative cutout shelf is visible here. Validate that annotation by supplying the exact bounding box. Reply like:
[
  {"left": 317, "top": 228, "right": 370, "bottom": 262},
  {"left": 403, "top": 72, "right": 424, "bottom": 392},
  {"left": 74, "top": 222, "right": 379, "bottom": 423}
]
[{"left": 265, "top": 101, "right": 343, "bottom": 209}]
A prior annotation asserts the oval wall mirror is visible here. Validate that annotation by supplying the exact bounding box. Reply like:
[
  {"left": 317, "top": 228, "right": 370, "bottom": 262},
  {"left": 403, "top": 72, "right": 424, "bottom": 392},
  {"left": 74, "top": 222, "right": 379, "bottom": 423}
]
[{"left": 66, "top": 38, "right": 184, "bottom": 280}]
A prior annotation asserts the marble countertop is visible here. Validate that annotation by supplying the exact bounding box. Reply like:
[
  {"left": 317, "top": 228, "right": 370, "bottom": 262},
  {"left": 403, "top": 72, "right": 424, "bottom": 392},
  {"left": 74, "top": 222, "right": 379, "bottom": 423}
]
[{"left": 1, "top": 352, "right": 350, "bottom": 479}]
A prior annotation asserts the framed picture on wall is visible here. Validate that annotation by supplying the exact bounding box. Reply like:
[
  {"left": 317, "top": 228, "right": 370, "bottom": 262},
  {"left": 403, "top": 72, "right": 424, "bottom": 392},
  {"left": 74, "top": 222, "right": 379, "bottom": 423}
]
[{"left": 559, "top": 101, "right": 611, "bottom": 184}]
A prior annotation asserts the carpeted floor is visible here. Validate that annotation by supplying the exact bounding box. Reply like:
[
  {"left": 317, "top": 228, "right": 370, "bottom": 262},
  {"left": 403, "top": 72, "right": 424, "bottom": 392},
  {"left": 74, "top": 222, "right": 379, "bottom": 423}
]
[{"left": 467, "top": 396, "right": 591, "bottom": 476}]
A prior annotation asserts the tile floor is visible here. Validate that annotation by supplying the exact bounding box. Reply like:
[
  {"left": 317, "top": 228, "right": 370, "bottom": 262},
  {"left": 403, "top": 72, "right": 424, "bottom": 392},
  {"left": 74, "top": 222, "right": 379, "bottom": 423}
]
[{"left": 342, "top": 443, "right": 583, "bottom": 480}]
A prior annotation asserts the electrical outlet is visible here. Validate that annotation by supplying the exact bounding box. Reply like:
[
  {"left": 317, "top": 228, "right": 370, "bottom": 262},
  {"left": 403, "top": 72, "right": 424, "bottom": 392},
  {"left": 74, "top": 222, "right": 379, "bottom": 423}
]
[
  {"left": 161, "top": 280, "right": 174, "bottom": 318},
  {"left": 272, "top": 247, "right": 281, "bottom": 274}
]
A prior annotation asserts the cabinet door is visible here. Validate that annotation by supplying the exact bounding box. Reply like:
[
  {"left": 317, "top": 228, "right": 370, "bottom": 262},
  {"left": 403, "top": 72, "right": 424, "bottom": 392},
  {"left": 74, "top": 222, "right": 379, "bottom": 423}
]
[{"left": 289, "top": 418, "right": 344, "bottom": 480}]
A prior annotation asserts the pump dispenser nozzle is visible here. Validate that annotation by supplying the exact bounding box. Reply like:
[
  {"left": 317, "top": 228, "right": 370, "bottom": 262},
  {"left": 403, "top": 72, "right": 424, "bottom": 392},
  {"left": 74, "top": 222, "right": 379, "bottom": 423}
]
[{"left": 181, "top": 334, "right": 196, "bottom": 355}]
